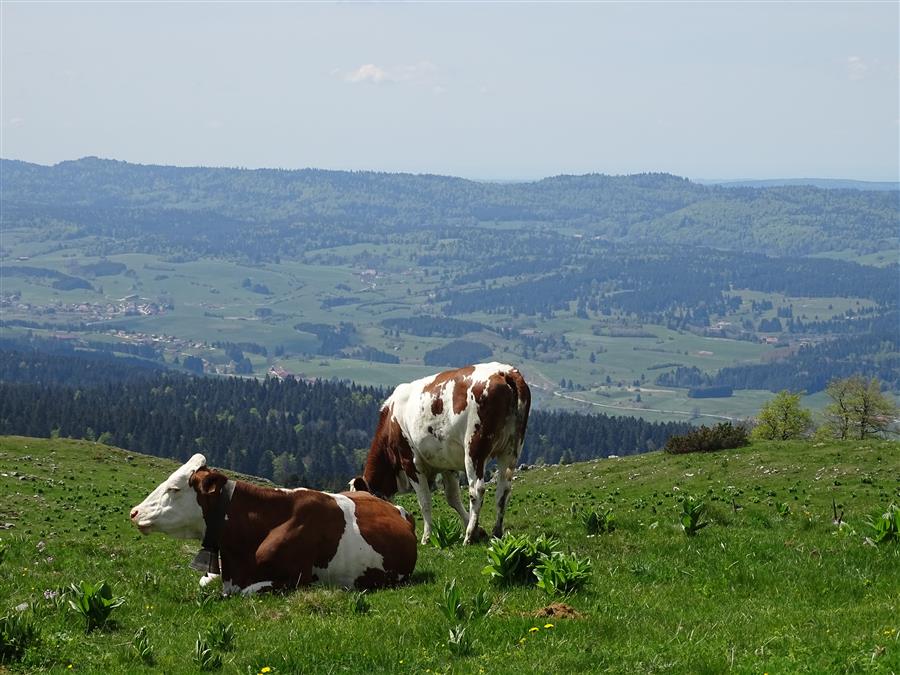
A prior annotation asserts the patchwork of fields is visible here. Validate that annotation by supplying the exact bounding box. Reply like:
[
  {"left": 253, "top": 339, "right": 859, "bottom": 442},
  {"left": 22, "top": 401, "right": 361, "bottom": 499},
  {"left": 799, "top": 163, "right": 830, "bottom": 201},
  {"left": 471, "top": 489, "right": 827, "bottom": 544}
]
[{"left": 3, "top": 231, "right": 883, "bottom": 423}]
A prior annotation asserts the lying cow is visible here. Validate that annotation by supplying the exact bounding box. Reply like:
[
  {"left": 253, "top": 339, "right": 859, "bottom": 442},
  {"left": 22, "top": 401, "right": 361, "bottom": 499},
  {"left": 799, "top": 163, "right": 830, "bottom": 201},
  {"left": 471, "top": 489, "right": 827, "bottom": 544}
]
[
  {"left": 351, "top": 362, "right": 530, "bottom": 545},
  {"left": 130, "top": 454, "right": 417, "bottom": 594}
]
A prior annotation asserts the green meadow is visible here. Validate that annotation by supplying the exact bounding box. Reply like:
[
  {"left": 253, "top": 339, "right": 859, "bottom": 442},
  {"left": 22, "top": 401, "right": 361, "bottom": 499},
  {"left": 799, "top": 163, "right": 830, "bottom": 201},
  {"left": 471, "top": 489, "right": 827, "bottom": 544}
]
[{"left": 1, "top": 436, "right": 897, "bottom": 673}]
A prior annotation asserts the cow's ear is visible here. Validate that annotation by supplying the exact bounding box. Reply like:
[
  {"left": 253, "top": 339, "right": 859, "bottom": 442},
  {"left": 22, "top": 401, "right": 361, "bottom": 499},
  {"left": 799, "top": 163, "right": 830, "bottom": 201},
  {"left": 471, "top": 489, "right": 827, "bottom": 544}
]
[
  {"left": 199, "top": 472, "right": 227, "bottom": 496},
  {"left": 188, "top": 467, "right": 206, "bottom": 490},
  {"left": 349, "top": 476, "right": 369, "bottom": 493}
]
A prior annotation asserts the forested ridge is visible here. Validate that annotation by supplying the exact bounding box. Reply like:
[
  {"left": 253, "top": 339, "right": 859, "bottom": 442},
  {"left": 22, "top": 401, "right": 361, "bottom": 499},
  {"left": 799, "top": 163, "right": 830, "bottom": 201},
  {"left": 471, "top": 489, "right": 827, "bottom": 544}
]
[
  {"left": 3, "top": 157, "right": 897, "bottom": 257},
  {"left": 0, "top": 347, "right": 690, "bottom": 490}
]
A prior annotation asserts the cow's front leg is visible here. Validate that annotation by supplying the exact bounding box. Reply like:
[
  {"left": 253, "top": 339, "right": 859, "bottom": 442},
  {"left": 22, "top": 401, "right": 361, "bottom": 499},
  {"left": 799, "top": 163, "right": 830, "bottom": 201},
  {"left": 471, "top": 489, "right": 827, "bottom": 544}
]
[{"left": 411, "top": 475, "right": 434, "bottom": 545}]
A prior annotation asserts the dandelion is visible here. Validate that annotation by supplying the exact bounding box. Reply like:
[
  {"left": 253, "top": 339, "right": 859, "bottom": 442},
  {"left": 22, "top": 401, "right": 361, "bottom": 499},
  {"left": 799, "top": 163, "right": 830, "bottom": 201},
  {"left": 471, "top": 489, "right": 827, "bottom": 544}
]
[
  {"left": 260, "top": 668, "right": 272, "bottom": 674},
  {"left": 528, "top": 626, "right": 540, "bottom": 633},
  {"left": 544, "top": 623, "right": 554, "bottom": 629}
]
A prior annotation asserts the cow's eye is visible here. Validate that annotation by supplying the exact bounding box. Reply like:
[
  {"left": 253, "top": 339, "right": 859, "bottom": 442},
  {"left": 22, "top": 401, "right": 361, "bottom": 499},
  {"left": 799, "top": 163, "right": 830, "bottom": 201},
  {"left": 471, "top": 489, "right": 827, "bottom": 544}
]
[{"left": 166, "top": 486, "right": 181, "bottom": 493}]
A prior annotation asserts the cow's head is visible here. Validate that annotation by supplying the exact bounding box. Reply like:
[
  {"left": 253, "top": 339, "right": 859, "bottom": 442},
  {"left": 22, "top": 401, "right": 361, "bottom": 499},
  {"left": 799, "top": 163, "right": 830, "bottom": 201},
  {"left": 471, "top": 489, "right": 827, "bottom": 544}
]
[
  {"left": 358, "top": 406, "right": 419, "bottom": 500},
  {"left": 130, "top": 454, "right": 207, "bottom": 539}
]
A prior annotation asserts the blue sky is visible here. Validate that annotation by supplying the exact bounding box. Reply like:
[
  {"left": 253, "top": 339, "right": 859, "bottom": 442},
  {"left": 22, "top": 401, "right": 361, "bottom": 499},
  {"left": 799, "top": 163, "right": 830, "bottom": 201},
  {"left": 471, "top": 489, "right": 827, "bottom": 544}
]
[{"left": 2, "top": 2, "right": 898, "bottom": 180}]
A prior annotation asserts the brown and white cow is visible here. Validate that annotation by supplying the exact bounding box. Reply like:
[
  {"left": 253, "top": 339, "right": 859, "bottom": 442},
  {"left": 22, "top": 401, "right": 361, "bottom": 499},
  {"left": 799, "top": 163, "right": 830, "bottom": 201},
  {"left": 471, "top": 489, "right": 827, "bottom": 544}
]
[
  {"left": 351, "top": 362, "right": 530, "bottom": 545},
  {"left": 130, "top": 454, "right": 417, "bottom": 594}
]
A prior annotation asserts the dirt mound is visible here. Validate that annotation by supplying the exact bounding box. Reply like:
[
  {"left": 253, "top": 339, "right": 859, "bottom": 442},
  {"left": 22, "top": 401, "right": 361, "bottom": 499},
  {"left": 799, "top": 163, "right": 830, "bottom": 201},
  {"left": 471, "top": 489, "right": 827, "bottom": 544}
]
[{"left": 534, "top": 602, "right": 584, "bottom": 619}]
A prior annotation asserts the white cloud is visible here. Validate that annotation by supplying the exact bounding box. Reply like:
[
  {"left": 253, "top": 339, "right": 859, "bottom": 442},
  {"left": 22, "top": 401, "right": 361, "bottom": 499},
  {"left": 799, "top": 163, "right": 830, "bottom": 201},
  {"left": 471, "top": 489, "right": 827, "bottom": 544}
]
[
  {"left": 846, "top": 56, "right": 868, "bottom": 80},
  {"left": 346, "top": 63, "right": 391, "bottom": 84},
  {"left": 343, "top": 61, "right": 437, "bottom": 87}
]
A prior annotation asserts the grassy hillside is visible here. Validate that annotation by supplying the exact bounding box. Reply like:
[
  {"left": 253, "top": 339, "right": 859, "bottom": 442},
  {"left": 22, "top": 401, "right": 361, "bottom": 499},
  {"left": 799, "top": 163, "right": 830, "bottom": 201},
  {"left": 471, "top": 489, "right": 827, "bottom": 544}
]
[{"left": 0, "top": 436, "right": 898, "bottom": 673}]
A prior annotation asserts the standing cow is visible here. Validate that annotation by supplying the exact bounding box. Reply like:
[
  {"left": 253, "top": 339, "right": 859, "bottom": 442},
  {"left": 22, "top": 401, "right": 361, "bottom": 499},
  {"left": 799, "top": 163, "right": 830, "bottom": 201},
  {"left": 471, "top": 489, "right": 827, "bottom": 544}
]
[
  {"left": 351, "top": 362, "right": 530, "bottom": 545},
  {"left": 131, "top": 454, "right": 417, "bottom": 594}
]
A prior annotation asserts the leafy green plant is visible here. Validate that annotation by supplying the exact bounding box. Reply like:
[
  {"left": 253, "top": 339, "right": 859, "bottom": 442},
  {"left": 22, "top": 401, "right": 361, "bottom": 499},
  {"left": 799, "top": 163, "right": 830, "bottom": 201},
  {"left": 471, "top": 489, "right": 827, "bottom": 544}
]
[
  {"left": 865, "top": 503, "right": 899, "bottom": 544},
  {"left": 204, "top": 621, "right": 235, "bottom": 652},
  {"left": 67, "top": 580, "right": 124, "bottom": 632},
  {"left": 776, "top": 502, "right": 791, "bottom": 518},
  {"left": 440, "top": 579, "right": 492, "bottom": 624},
  {"left": 533, "top": 551, "right": 593, "bottom": 595},
  {"left": 131, "top": 626, "right": 154, "bottom": 665},
  {"left": 582, "top": 507, "right": 616, "bottom": 534},
  {"left": 193, "top": 636, "right": 222, "bottom": 671},
  {"left": 469, "top": 589, "right": 492, "bottom": 620},
  {"left": 439, "top": 580, "right": 466, "bottom": 623},
  {"left": 0, "top": 611, "right": 39, "bottom": 664},
  {"left": 482, "top": 533, "right": 561, "bottom": 586},
  {"left": 349, "top": 590, "right": 370, "bottom": 615},
  {"left": 447, "top": 624, "right": 474, "bottom": 657},
  {"left": 431, "top": 515, "right": 463, "bottom": 549},
  {"left": 0, "top": 541, "right": 6, "bottom": 567},
  {"left": 679, "top": 496, "right": 709, "bottom": 536}
]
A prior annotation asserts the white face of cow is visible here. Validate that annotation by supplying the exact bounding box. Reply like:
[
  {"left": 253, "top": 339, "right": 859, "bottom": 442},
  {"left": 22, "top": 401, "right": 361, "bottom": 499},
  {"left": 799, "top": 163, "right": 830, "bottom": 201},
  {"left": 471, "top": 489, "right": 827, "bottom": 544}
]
[{"left": 130, "top": 453, "right": 207, "bottom": 539}]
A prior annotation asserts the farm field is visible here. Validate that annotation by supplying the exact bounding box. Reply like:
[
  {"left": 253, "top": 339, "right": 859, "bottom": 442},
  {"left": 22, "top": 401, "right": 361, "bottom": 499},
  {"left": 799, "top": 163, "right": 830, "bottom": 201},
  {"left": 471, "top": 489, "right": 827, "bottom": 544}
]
[
  {"left": 0, "top": 237, "right": 870, "bottom": 423},
  {"left": 1, "top": 436, "right": 897, "bottom": 674}
]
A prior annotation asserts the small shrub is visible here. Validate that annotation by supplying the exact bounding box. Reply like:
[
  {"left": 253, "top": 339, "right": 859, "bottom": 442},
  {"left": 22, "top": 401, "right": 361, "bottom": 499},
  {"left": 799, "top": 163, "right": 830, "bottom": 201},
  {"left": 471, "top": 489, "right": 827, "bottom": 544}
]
[
  {"left": 665, "top": 422, "right": 749, "bottom": 454},
  {"left": 431, "top": 516, "right": 463, "bottom": 549},
  {"left": 193, "top": 636, "right": 222, "bottom": 671},
  {"left": 204, "top": 621, "right": 235, "bottom": 652},
  {"left": 0, "top": 611, "right": 39, "bottom": 664},
  {"left": 865, "top": 503, "right": 899, "bottom": 545},
  {"left": 534, "top": 551, "right": 593, "bottom": 595},
  {"left": 680, "top": 496, "right": 709, "bottom": 536},
  {"left": 131, "top": 626, "right": 153, "bottom": 665},
  {"left": 482, "top": 533, "right": 560, "bottom": 586},
  {"left": 349, "top": 590, "right": 370, "bottom": 615},
  {"left": 582, "top": 507, "right": 615, "bottom": 534},
  {"left": 67, "top": 580, "right": 124, "bottom": 632}
]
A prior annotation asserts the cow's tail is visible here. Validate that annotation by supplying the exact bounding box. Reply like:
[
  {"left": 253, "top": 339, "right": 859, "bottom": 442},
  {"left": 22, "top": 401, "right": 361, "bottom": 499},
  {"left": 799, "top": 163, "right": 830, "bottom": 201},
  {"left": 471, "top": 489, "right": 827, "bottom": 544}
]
[{"left": 504, "top": 368, "right": 532, "bottom": 453}]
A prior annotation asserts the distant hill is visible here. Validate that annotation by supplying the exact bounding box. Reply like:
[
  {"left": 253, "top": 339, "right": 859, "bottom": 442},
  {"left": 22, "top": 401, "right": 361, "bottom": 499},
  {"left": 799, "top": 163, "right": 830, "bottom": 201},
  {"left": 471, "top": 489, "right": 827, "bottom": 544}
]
[
  {"left": 699, "top": 178, "right": 900, "bottom": 191},
  {"left": 2, "top": 157, "right": 897, "bottom": 257}
]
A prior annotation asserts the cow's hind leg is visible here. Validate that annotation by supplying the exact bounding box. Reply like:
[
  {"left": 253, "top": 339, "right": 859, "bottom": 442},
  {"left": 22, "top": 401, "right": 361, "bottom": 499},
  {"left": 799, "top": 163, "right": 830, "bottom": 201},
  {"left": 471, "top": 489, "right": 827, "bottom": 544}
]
[
  {"left": 442, "top": 470, "right": 470, "bottom": 526},
  {"left": 411, "top": 475, "right": 435, "bottom": 545},
  {"left": 492, "top": 457, "right": 515, "bottom": 539},
  {"left": 463, "top": 454, "right": 487, "bottom": 545}
]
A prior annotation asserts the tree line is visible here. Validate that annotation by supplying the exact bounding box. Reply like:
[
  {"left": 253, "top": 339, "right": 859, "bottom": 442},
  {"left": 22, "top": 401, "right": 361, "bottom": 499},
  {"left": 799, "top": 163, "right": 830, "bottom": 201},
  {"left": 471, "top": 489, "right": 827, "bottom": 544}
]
[{"left": 0, "top": 347, "right": 692, "bottom": 490}]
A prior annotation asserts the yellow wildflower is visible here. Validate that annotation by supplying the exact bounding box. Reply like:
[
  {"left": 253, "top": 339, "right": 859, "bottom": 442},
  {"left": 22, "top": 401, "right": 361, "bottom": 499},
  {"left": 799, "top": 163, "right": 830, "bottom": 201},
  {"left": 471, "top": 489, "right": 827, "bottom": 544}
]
[
  {"left": 529, "top": 626, "right": 540, "bottom": 633},
  {"left": 260, "top": 668, "right": 272, "bottom": 674},
  {"left": 544, "top": 623, "right": 554, "bottom": 629}
]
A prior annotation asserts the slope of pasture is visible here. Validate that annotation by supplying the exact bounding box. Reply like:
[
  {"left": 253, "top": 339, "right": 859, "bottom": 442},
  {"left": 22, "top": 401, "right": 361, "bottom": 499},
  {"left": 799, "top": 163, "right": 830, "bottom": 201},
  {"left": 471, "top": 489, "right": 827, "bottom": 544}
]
[{"left": 0, "top": 436, "right": 897, "bottom": 674}]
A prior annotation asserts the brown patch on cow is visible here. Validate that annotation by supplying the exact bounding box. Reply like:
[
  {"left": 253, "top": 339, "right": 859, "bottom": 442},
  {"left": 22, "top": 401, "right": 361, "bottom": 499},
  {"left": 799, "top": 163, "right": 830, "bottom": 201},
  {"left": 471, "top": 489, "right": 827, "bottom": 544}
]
[
  {"left": 467, "top": 372, "right": 517, "bottom": 478},
  {"left": 533, "top": 603, "right": 585, "bottom": 620},
  {"left": 189, "top": 471, "right": 349, "bottom": 591},
  {"left": 348, "top": 492, "right": 417, "bottom": 589},
  {"left": 422, "top": 365, "right": 475, "bottom": 415},
  {"left": 431, "top": 397, "right": 444, "bottom": 416},
  {"left": 451, "top": 378, "right": 471, "bottom": 414},
  {"left": 391, "top": 418, "right": 419, "bottom": 484}
]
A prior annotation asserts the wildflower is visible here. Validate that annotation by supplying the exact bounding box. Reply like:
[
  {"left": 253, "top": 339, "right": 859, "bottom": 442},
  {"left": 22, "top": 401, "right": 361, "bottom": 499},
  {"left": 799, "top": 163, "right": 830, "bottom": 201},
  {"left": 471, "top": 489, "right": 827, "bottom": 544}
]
[
  {"left": 260, "top": 668, "right": 272, "bottom": 674},
  {"left": 544, "top": 623, "right": 554, "bottom": 629},
  {"left": 43, "top": 589, "right": 59, "bottom": 600},
  {"left": 528, "top": 626, "right": 540, "bottom": 633}
]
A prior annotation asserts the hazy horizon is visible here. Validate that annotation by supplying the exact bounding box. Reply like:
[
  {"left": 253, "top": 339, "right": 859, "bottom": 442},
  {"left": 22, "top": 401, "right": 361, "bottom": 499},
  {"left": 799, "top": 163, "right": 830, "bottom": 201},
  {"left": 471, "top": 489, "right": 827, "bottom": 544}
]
[{"left": 2, "top": 2, "right": 898, "bottom": 182}]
